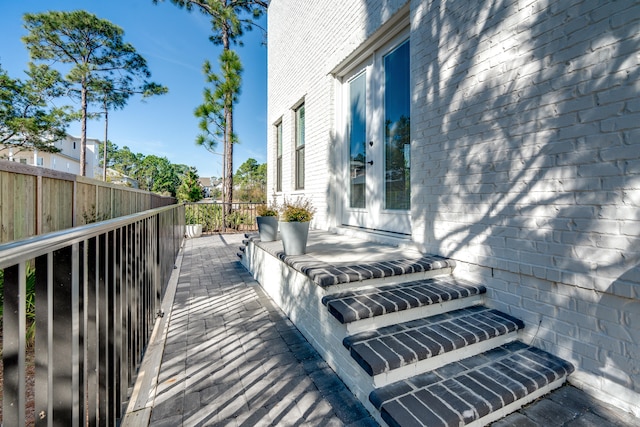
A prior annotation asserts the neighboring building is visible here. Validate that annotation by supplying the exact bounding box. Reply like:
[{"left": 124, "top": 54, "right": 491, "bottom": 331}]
[
  {"left": 106, "top": 168, "right": 139, "bottom": 188},
  {"left": 199, "top": 177, "right": 222, "bottom": 199},
  {"left": 0, "top": 134, "right": 103, "bottom": 178},
  {"left": 268, "top": 0, "right": 638, "bottom": 419},
  {"left": 199, "top": 177, "right": 212, "bottom": 198}
]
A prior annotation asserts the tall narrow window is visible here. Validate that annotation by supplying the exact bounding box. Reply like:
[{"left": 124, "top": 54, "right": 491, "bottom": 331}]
[
  {"left": 349, "top": 73, "right": 366, "bottom": 208},
  {"left": 384, "top": 40, "right": 410, "bottom": 210},
  {"left": 276, "top": 122, "right": 283, "bottom": 192},
  {"left": 295, "top": 104, "right": 305, "bottom": 190}
]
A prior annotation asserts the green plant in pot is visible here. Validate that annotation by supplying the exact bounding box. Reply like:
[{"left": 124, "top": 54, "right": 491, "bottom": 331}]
[
  {"left": 185, "top": 204, "right": 203, "bottom": 238},
  {"left": 279, "top": 197, "right": 315, "bottom": 255},
  {"left": 256, "top": 203, "right": 279, "bottom": 242}
]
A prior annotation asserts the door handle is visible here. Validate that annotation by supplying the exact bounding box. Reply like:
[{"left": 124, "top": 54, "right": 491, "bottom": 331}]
[{"left": 367, "top": 161, "right": 374, "bottom": 166}]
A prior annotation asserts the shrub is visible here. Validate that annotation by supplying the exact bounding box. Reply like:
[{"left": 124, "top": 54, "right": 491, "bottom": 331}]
[
  {"left": 256, "top": 204, "right": 278, "bottom": 216},
  {"left": 280, "top": 197, "right": 315, "bottom": 222},
  {"left": 185, "top": 203, "right": 223, "bottom": 231},
  {"left": 227, "top": 210, "right": 252, "bottom": 230}
]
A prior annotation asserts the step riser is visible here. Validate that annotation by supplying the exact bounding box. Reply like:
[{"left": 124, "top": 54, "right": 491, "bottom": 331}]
[
  {"left": 346, "top": 295, "right": 483, "bottom": 335},
  {"left": 372, "top": 332, "right": 520, "bottom": 388}
]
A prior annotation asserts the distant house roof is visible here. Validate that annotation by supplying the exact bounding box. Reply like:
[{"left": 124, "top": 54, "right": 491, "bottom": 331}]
[{"left": 199, "top": 177, "right": 211, "bottom": 187}]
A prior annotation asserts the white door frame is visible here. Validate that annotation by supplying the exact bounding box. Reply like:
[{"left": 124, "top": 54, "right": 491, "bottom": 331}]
[{"left": 339, "top": 30, "right": 411, "bottom": 235}]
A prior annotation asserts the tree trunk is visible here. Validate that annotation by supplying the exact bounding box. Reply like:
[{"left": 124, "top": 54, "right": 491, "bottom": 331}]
[
  {"left": 222, "top": 26, "right": 233, "bottom": 221},
  {"left": 103, "top": 104, "right": 108, "bottom": 181},
  {"left": 224, "top": 106, "right": 233, "bottom": 209},
  {"left": 80, "top": 83, "right": 87, "bottom": 177}
]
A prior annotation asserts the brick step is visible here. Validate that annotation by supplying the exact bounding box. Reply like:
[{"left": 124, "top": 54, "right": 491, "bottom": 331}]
[
  {"left": 300, "top": 255, "right": 455, "bottom": 288},
  {"left": 343, "top": 306, "right": 524, "bottom": 387},
  {"left": 237, "top": 244, "right": 247, "bottom": 259},
  {"left": 322, "top": 277, "right": 486, "bottom": 334},
  {"left": 370, "top": 341, "right": 574, "bottom": 427}
]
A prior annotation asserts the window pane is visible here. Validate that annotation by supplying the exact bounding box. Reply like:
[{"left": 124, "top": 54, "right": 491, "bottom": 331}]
[
  {"left": 276, "top": 123, "right": 282, "bottom": 192},
  {"left": 296, "top": 104, "right": 305, "bottom": 189},
  {"left": 276, "top": 157, "right": 282, "bottom": 192},
  {"left": 277, "top": 122, "right": 283, "bottom": 156},
  {"left": 384, "top": 40, "right": 410, "bottom": 210},
  {"left": 296, "top": 106, "right": 305, "bottom": 148},
  {"left": 296, "top": 146, "right": 305, "bottom": 189},
  {"left": 349, "top": 73, "right": 366, "bottom": 208}
]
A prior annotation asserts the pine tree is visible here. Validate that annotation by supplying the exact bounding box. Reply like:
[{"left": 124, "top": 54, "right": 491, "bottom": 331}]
[
  {"left": 153, "top": 0, "right": 267, "bottom": 209},
  {"left": 177, "top": 168, "right": 204, "bottom": 202},
  {"left": 22, "top": 10, "right": 165, "bottom": 176}
]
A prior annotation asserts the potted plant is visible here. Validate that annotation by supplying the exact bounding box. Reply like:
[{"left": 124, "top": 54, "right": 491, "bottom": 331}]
[
  {"left": 279, "top": 197, "right": 315, "bottom": 255},
  {"left": 256, "top": 204, "right": 279, "bottom": 241},
  {"left": 185, "top": 204, "right": 203, "bottom": 238}
]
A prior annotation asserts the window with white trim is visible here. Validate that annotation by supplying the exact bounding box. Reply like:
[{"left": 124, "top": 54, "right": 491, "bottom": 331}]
[
  {"left": 276, "top": 121, "right": 283, "bottom": 192},
  {"left": 295, "top": 104, "right": 305, "bottom": 190}
]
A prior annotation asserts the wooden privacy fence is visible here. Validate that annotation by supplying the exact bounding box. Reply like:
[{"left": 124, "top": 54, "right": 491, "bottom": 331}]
[{"left": 0, "top": 160, "right": 176, "bottom": 244}]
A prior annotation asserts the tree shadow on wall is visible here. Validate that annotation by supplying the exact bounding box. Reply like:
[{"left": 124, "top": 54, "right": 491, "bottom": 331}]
[
  {"left": 407, "top": 0, "right": 639, "bottom": 405},
  {"left": 351, "top": 0, "right": 640, "bottom": 406}
]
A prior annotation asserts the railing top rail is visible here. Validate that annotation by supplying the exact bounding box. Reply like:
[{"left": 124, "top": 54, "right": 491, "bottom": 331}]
[
  {"left": 190, "top": 201, "right": 262, "bottom": 205},
  {"left": 0, "top": 204, "right": 183, "bottom": 269}
]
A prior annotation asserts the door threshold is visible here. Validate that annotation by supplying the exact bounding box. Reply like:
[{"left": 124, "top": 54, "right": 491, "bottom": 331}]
[{"left": 331, "top": 225, "right": 419, "bottom": 250}]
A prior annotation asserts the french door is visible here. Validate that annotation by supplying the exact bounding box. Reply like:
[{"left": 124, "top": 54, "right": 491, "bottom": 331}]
[{"left": 342, "top": 37, "right": 411, "bottom": 235}]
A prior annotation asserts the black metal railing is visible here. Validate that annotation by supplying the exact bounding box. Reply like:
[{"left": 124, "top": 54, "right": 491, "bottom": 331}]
[
  {"left": 0, "top": 204, "right": 184, "bottom": 426},
  {"left": 185, "top": 201, "right": 261, "bottom": 233}
]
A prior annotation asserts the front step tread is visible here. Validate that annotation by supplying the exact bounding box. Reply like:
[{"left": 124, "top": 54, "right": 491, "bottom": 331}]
[
  {"left": 323, "top": 276, "right": 486, "bottom": 324},
  {"left": 343, "top": 306, "right": 524, "bottom": 376},
  {"left": 370, "top": 341, "right": 574, "bottom": 427}
]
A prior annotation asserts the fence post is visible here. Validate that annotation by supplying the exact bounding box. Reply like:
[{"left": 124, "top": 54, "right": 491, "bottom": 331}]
[
  {"left": 37, "top": 175, "right": 43, "bottom": 235},
  {"left": 72, "top": 180, "right": 77, "bottom": 227}
]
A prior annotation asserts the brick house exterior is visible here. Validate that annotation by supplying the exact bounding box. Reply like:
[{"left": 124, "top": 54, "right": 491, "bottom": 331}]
[{"left": 267, "top": 0, "right": 639, "bottom": 417}]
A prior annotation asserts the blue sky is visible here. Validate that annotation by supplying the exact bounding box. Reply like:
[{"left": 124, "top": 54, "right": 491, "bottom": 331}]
[{"left": 0, "top": 0, "right": 268, "bottom": 178}]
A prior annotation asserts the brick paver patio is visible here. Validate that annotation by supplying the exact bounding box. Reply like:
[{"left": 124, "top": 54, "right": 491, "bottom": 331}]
[
  {"left": 147, "top": 234, "right": 376, "bottom": 426},
  {"left": 138, "top": 233, "right": 638, "bottom": 427}
]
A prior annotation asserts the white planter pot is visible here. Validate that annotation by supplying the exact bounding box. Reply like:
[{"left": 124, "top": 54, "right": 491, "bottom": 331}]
[
  {"left": 257, "top": 216, "right": 279, "bottom": 242},
  {"left": 279, "top": 221, "right": 310, "bottom": 255},
  {"left": 185, "top": 224, "right": 203, "bottom": 238}
]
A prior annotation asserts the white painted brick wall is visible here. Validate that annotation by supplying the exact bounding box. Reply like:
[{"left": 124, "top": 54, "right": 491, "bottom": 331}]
[
  {"left": 268, "top": 0, "right": 640, "bottom": 417},
  {"left": 409, "top": 0, "right": 639, "bottom": 413},
  {"left": 267, "top": 0, "right": 408, "bottom": 228}
]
